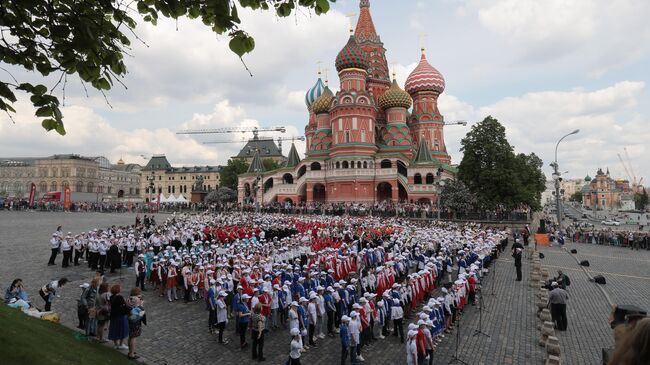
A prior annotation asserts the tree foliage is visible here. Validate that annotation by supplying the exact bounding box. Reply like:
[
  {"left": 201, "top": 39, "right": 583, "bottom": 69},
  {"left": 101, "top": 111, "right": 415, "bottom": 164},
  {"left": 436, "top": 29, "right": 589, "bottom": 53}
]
[
  {"left": 569, "top": 191, "right": 583, "bottom": 202},
  {"left": 457, "top": 116, "right": 546, "bottom": 211},
  {"left": 0, "top": 0, "right": 335, "bottom": 134},
  {"left": 439, "top": 179, "right": 477, "bottom": 214},
  {"left": 205, "top": 186, "right": 237, "bottom": 204},
  {"left": 634, "top": 188, "right": 649, "bottom": 210},
  {"left": 262, "top": 158, "right": 280, "bottom": 171},
  {"left": 220, "top": 158, "right": 249, "bottom": 190}
]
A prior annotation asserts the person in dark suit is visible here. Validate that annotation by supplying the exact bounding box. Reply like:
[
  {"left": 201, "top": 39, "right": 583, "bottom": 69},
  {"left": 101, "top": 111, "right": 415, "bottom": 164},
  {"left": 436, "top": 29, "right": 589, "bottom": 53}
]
[{"left": 511, "top": 239, "right": 523, "bottom": 281}]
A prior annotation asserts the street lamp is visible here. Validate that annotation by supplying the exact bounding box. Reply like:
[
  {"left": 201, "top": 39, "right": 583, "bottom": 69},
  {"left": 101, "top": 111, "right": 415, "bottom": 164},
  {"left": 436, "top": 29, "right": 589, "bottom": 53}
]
[
  {"left": 552, "top": 129, "right": 580, "bottom": 233},
  {"left": 435, "top": 167, "right": 445, "bottom": 220},
  {"left": 147, "top": 171, "right": 155, "bottom": 205}
]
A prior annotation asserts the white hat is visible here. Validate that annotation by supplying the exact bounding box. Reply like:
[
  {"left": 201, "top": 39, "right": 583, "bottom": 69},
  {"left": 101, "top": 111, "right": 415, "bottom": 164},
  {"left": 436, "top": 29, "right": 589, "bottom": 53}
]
[
  {"left": 352, "top": 303, "right": 361, "bottom": 309},
  {"left": 341, "top": 315, "right": 351, "bottom": 322},
  {"left": 350, "top": 311, "right": 358, "bottom": 317},
  {"left": 408, "top": 323, "right": 418, "bottom": 331},
  {"left": 551, "top": 281, "right": 558, "bottom": 287},
  {"left": 309, "top": 293, "right": 317, "bottom": 300},
  {"left": 79, "top": 283, "right": 90, "bottom": 289},
  {"left": 290, "top": 328, "right": 301, "bottom": 336},
  {"left": 441, "top": 288, "right": 448, "bottom": 293},
  {"left": 209, "top": 279, "right": 216, "bottom": 285},
  {"left": 290, "top": 301, "right": 298, "bottom": 307},
  {"left": 218, "top": 291, "right": 227, "bottom": 297},
  {"left": 241, "top": 294, "right": 251, "bottom": 300}
]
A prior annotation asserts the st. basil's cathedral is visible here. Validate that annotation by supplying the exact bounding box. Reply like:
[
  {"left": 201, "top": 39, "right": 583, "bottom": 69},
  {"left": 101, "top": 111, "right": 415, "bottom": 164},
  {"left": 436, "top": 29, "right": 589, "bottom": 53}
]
[{"left": 238, "top": 0, "right": 456, "bottom": 205}]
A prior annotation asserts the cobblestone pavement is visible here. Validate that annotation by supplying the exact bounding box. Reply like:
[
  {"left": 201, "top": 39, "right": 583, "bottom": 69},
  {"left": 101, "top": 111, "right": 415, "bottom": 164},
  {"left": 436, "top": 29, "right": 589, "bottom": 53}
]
[
  {"left": 537, "top": 241, "right": 650, "bottom": 365},
  {"left": 3, "top": 212, "right": 648, "bottom": 365}
]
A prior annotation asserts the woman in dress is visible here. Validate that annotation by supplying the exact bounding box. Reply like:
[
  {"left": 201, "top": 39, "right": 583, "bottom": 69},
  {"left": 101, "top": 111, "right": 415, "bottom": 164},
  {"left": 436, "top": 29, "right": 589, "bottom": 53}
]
[
  {"left": 126, "top": 287, "right": 145, "bottom": 360},
  {"left": 289, "top": 327, "right": 303, "bottom": 365},
  {"left": 107, "top": 284, "right": 129, "bottom": 350}
]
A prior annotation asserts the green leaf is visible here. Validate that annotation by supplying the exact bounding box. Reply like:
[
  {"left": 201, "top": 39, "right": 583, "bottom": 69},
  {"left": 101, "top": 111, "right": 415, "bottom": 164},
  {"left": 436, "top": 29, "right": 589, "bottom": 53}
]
[
  {"left": 35, "top": 106, "right": 53, "bottom": 117},
  {"left": 315, "top": 0, "right": 330, "bottom": 15},
  {"left": 229, "top": 33, "right": 255, "bottom": 57},
  {"left": 41, "top": 119, "right": 57, "bottom": 131},
  {"left": 33, "top": 84, "right": 47, "bottom": 95},
  {"left": 0, "top": 99, "right": 16, "bottom": 112},
  {"left": 277, "top": 3, "right": 292, "bottom": 17},
  {"left": 55, "top": 122, "right": 66, "bottom": 136},
  {"left": 0, "top": 83, "right": 17, "bottom": 103}
]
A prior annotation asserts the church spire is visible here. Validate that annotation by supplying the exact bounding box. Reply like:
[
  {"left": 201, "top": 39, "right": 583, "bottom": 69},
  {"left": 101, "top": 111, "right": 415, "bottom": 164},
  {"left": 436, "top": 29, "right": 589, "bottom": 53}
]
[
  {"left": 247, "top": 149, "right": 265, "bottom": 173},
  {"left": 354, "top": 0, "right": 379, "bottom": 43},
  {"left": 412, "top": 135, "right": 434, "bottom": 165},
  {"left": 285, "top": 143, "right": 301, "bottom": 168}
]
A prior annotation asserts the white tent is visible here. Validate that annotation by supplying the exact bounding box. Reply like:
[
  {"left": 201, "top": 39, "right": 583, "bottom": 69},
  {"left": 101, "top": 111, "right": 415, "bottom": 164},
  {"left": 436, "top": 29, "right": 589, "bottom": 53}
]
[
  {"left": 164, "top": 194, "right": 176, "bottom": 203},
  {"left": 176, "top": 194, "right": 188, "bottom": 203}
]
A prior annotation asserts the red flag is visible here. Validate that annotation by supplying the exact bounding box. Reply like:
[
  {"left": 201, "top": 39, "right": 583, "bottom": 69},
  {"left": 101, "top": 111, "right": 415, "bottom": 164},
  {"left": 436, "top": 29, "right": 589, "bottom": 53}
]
[
  {"left": 28, "top": 182, "right": 36, "bottom": 208},
  {"left": 63, "top": 186, "right": 71, "bottom": 210}
]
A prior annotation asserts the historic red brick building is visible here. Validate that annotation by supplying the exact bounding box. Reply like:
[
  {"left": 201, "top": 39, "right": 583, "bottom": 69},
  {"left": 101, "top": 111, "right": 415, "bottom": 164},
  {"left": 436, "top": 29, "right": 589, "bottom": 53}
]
[{"left": 238, "top": 0, "right": 456, "bottom": 204}]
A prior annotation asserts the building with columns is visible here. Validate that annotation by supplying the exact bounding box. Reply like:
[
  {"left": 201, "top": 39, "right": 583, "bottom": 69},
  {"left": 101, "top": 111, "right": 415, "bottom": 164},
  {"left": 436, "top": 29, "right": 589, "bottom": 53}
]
[
  {"left": 238, "top": 0, "right": 456, "bottom": 205},
  {"left": 0, "top": 154, "right": 141, "bottom": 201},
  {"left": 139, "top": 155, "right": 223, "bottom": 202}
]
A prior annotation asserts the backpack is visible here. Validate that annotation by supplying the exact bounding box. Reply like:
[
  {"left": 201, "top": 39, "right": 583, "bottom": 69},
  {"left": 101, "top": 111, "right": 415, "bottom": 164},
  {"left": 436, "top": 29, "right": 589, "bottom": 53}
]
[{"left": 564, "top": 275, "right": 570, "bottom": 286}]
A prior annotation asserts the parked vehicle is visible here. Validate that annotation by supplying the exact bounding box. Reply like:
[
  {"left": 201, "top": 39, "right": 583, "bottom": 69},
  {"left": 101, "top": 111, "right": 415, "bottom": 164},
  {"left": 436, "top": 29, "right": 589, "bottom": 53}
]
[{"left": 601, "top": 220, "right": 621, "bottom": 226}]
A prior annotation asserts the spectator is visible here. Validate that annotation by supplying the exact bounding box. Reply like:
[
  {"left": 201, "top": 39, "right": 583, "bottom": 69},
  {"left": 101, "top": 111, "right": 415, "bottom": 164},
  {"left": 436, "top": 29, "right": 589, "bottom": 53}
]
[
  {"left": 108, "top": 284, "right": 129, "bottom": 350},
  {"left": 289, "top": 327, "right": 303, "bottom": 365},
  {"left": 127, "top": 287, "right": 146, "bottom": 360},
  {"left": 96, "top": 282, "right": 111, "bottom": 343},
  {"left": 608, "top": 317, "right": 650, "bottom": 365},
  {"left": 251, "top": 303, "right": 266, "bottom": 361},
  {"left": 38, "top": 277, "right": 68, "bottom": 311}
]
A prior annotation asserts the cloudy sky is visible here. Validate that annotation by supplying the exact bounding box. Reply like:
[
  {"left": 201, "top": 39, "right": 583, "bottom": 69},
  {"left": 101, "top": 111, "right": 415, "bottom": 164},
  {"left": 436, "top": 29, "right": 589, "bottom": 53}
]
[{"left": 1, "top": 0, "right": 649, "bottom": 184}]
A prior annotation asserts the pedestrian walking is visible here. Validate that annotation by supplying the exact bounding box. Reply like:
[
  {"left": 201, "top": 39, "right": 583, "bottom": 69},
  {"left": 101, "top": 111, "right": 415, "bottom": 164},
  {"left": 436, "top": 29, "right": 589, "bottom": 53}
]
[
  {"left": 512, "top": 239, "right": 524, "bottom": 281},
  {"left": 548, "top": 281, "right": 569, "bottom": 331}
]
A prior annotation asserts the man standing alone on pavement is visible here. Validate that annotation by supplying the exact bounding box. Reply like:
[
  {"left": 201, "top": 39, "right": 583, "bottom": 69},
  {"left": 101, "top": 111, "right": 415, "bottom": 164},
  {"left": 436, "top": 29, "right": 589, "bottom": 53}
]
[
  {"left": 511, "top": 239, "right": 524, "bottom": 281},
  {"left": 548, "top": 282, "right": 569, "bottom": 331}
]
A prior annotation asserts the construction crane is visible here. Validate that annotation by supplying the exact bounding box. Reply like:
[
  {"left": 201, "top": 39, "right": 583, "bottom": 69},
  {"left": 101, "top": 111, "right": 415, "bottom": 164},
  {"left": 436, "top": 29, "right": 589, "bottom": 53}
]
[
  {"left": 176, "top": 126, "right": 286, "bottom": 139},
  {"left": 203, "top": 136, "right": 305, "bottom": 145},
  {"left": 617, "top": 148, "right": 644, "bottom": 193},
  {"left": 444, "top": 120, "right": 468, "bottom": 126}
]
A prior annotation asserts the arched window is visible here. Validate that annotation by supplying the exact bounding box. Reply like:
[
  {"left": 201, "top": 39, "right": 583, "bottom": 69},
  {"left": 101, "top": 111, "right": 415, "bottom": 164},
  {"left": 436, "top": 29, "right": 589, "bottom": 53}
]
[
  {"left": 76, "top": 181, "right": 83, "bottom": 192},
  {"left": 342, "top": 161, "right": 349, "bottom": 169},
  {"left": 363, "top": 161, "right": 368, "bottom": 169},
  {"left": 172, "top": 185, "right": 176, "bottom": 194},
  {"left": 345, "top": 131, "right": 350, "bottom": 143},
  {"left": 283, "top": 173, "right": 294, "bottom": 184},
  {"left": 380, "top": 159, "right": 392, "bottom": 168},
  {"left": 87, "top": 182, "right": 94, "bottom": 193},
  {"left": 168, "top": 186, "right": 171, "bottom": 194},
  {"left": 310, "top": 162, "right": 321, "bottom": 171},
  {"left": 426, "top": 173, "right": 434, "bottom": 184},
  {"left": 335, "top": 161, "right": 340, "bottom": 169},
  {"left": 414, "top": 174, "right": 422, "bottom": 185},
  {"left": 50, "top": 182, "right": 58, "bottom": 191}
]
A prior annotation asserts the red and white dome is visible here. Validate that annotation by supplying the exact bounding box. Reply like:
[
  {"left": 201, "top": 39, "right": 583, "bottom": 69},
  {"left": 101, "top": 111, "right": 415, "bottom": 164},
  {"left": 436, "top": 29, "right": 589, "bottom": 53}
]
[{"left": 405, "top": 51, "right": 445, "bottom": 95}]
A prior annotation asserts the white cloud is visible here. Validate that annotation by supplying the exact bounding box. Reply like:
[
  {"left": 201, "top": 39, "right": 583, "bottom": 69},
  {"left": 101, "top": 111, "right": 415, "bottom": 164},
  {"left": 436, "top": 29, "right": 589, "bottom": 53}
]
[
  {"left": 438, "top": 81, "right": 650, "bottom": 182},
  {"left": 459, "top": 0, "right": 650, "bottom": 72},
  {"left": 0, "top": 99, "right": 219, "bottom": 166}
]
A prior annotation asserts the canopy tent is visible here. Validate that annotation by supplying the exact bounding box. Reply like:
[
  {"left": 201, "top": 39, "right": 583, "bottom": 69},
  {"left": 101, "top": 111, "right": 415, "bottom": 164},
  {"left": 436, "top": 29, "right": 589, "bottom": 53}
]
[{"left": 175, "top": 194, "right": 188, "bottom": 203}]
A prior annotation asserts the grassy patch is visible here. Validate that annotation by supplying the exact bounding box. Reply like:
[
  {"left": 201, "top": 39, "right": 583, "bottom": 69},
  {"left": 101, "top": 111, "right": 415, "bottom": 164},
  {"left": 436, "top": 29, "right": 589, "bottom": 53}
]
[{"left": 0, "top": 305, "right": 132, "bottom": 365}]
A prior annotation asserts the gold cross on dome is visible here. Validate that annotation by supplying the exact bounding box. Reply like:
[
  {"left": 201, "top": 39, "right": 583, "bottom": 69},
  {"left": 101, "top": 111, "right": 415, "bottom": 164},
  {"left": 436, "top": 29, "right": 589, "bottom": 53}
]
[
  {"left": 345, "top": 12, "right": 357, "bottom": 33},
  {"left": 390, "top": 62, "right": 399, "bottom": 79},
  {"left": 418, "top": 33, "right": 428, "bottom": 53},
  {"left": 316, "top": 61, "right": 323, "bottom": 76},
  {"left": 323, "top": 68, "right": 330, "bottom": 85}
]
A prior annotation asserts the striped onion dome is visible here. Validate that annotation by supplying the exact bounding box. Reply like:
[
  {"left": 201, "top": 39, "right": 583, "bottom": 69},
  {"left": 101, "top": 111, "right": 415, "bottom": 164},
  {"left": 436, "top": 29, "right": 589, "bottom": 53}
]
[
  {"left": 305, "top": 77, "right": 325, "bottom": 108},
  {"left": 405, "top": 50, "right": 445, "bottom": 95},
  {"left": 335, "top": 35, "right": 369, "bottom": 72},
  {"left": 378, "top": 79, "right": 412, "bottom": 110},
  {"left": 311, "top": 86, "right": 334, "bottom": 114}
]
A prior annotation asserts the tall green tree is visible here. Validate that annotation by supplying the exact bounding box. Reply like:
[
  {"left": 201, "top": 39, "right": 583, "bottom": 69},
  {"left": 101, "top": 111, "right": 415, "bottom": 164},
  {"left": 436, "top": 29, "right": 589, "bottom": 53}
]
[
  {"left": 457, "top": 116, "right": 546, "bottom": 211},
  {"left": 220, "top": 158, "right": 249, "bottom": 190},
  {"left": 439, "top": 179, "right": 477, "bottom": 217},
  {"left": 0, "top": 0, "right": 335, "bottom": 135},
  {"left": 634, "top": 188, "right": 649, "bottom": 210},
  {"left": 262, "top": 158, "right": 280, "bottom": 171}
]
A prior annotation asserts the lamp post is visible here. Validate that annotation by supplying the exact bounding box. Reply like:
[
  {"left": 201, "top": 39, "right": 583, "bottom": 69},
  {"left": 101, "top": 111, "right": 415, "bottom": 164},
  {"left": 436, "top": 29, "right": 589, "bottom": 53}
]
[
  {"left": 552, "top": 129, "right": 579, "bottom": 233},
  {"left": 147, "top": 171, "right": 155, "bottom": 206},
  {"left": 435, "top": 167, "right": 445, "bottom": 220}
]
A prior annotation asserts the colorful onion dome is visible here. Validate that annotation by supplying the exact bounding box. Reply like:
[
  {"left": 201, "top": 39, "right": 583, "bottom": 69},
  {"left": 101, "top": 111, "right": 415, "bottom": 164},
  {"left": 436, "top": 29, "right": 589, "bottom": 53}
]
[
  {"left": 305, "top": 77, "right": 325, "bottom": 108},
  {"left": 379, "top": 79, "right": 412, "bottom": 109},
  {"left": 311, "top": 86, "right": 334, "bottom": 114},
  {"left": 405, "top": 50, "right": 445, "bottom": 95},
  {"left": 335, "top": 35, "right": 369, "bottom": 72}
]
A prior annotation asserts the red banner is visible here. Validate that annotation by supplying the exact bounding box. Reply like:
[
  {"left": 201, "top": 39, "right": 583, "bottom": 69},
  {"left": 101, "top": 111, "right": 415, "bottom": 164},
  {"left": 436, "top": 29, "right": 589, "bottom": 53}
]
[
  {"left": 63, "top": 186, "right": 71, "bottom": 210},
  {"left": 28, "top": 182, "right": 36, "bottom": 208}
]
